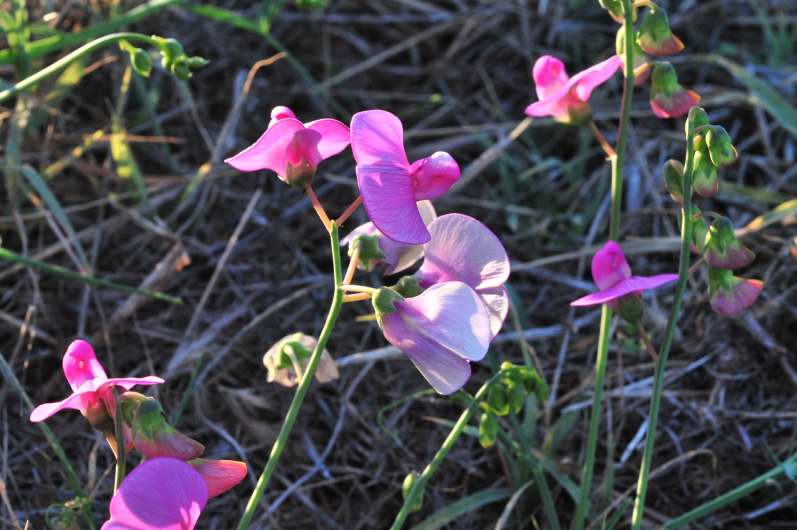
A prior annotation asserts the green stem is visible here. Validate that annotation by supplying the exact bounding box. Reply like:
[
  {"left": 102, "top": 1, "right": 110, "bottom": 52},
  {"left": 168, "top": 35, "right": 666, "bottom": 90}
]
[
  {"left": 664, "top": 454, "right": 797, "bottom": 529},
  {"left": 630, "top": 121, "right": 696, "bottom": 530},
  {"left": 390, "top": 371, "right": 507, "bottom": 530},
  {"left": 0, "top": 32, "right": 159, "bottom": 104},
  {"left": 0, "top": 353, "right": 97, "bottom": 530},
  {"left": 571, "top": 3, "right": 636, "bottom": 529},
  {"left": 235, "top": 223, "right": 344, "bottom": 530},
  {"left": 113, "top": 391, "right": 127, "bottom": 493}
]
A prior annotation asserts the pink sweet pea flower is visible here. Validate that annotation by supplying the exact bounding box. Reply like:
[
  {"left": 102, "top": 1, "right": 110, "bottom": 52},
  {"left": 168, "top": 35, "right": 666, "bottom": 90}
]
[
  {"left": 571, "top": 241, "right": 678, "bottom": 307},
  {"left": 341, "top": 200, "right": 437, "bottom": 274},
  {"left": 102, "top": 458, "right": 207, "bottom": 530},
  {"left": 525, "top": 55, "right": 622, "bottom": 124},
  {"left": 415, "top": 214, "right": 510, "bottom": 338},
  {"left": 30, "top": 340, "right": 163, "bottom": 423},
  {"left": 188, "top": 459, "right": 248, "bottom": 499},
  {"left": 225, "top": 106, "right": 350, "bottom": 186},
  {"left": 380, "top": 282, "right": 491, "bottom": 395},
  {"left": 350, "top": 110, "right": 461, "bottom": 245}
]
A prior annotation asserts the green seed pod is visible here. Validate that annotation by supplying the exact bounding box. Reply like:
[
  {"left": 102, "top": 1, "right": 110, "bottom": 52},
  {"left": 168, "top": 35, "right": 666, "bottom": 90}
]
[{"left": 401, "top": 471, "right": 424, "bottom": 513}]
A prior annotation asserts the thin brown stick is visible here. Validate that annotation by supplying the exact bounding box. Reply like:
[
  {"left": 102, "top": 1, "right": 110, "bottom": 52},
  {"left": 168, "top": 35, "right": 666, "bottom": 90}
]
[
  {"left": 336, "top": 196, "right": 363, "bottom": 226},
  {"left": 343, "top": 293, "right": 371, "bottom": 304},
  {"left": 306, "top": 185, "right": 332, "bottom": 231},
  {"left": 589, "top": 120, "right": 617, "bottom": 158},
  {"left": 343, "top": 249, "right": 361, "bottom": 285}
]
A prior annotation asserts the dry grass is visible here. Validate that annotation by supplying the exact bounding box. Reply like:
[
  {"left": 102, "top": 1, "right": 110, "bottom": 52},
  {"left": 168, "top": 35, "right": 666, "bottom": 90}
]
[{"left": 1, "top": 0, "right": 796, "bottom": 528}]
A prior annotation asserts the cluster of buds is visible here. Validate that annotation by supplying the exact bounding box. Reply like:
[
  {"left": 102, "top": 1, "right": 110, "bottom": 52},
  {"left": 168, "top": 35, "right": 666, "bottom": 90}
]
[
  {"left": 609, "top": 1, "right": 700, "bottom": 119},
  {"left": 119, "top": 36, "right": 208, "bottom": 80},
  {"left": 663, "top": 107, "right": 763, "bottom": 316},
  {"left": 30, "top": 341, "right": 246, "bottom": 528}
]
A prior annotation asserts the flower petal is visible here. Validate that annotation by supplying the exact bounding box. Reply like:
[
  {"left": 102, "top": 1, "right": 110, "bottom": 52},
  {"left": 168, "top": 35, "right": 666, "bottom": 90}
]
[
  {"left": 350, "top": 110, "right": 409, "bottom": 168},
  {"left": 188, "top": 459, "right": 248, "bottom": 499},
  {"left": 591, "top": 241, "right": 632, "bottom": 290},
  {"left": 268, "top": 105, "right": 297, "bottom": 128},
  {"left": 478, "top": 286, "right": 510, "bottom": 338},
  {"left": 103, "top": 458, "right": 207, "bottom": 530},
  {"left": 224, "top": 118, "right": 305, "bottom": 175},
  {"left": 711, "top": 278, "right": 763, "bottom": 317},
  {"left": 97, "top": 376, "right": 165, "bottom": 394},
  {"left": 532, "top": 55, "right": 570, "bottom": 100},
  {"left": 305, "top": 118, "right": 351, "bottom": 160},
  {"left": 409, "top": 151, "right": 460, "bottom": 201},
  {"left": 571, "top": 274, "right": 679, "bottom": 306},
  {"left": 418, "top": 214, "right": 510, "bottom": 290},
  {"left": 569, "top": 55, "right": 623, "bottom": 101},
  {"left": 63, "top": 339, "right": 108, "bottom": 392},
  {"left": 29, "top": 390, "right": 95, "bottom": 422},
  {"left": 356, "top": 162, "right": 429, "bottom": 245}
]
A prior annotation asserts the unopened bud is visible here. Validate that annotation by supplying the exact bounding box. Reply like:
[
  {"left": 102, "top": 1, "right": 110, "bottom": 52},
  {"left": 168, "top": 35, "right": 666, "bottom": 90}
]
[
  {"left": 128, "top": 394, "right": 205, "bottom": 460},
  {"left": 705, "top": 126, "right": 738, "bottom": 166},
  {"left": 705, "top": 217, "right": 755, "bottom": 269},
  {"left": 263, "top": 333, "right": 339, "bottom": 387},
  {"left": 649, "top": 62, "right": 700, "bottom": 119},
  {"left": 708, "top": 267, "right": 763, "bottom": 317},
  {"left": 692, "top": 148, "right": 719, "bottom": 198},
  {"left": 637, "top": 5, "right": 684, "bottom": 56},
  {"left": 487, "top": 384, "right": 509, "bottom": 416},
  {"left": 616, "top": 26, "right": 650, "bottom": 84},
  {"left": 686, "top": 107, "right": 711, "bottom": 135},
  {"left": 662, "top": 159, "right": 684, "bottom": 204},
  {"left": 478, "top": 412, "right": 499, "bottom": 449},
  {"left": 401, "top": 471, "right": 424, "bottom": 513},
  {"left": 599, "top": 0, "right": 630, "bottom": 24}
]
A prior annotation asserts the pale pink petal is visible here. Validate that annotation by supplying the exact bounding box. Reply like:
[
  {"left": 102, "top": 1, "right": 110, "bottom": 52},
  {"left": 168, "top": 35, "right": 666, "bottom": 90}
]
[
  {"left": 533, "top": 56, "right": 570, "bottom": 100},
  {"left": 384, "top": 282, "right": 491, "bottom": 364},
  {"left": 418, "top": 214, "right": 510, "bottom": 290},
  {"left": 305, "top": 118, "right": 351, "bottom": 160},
  {"left": 382, "top": 307, "right": 472, "bottom": 395},
  {"left": 409, "top": 152, "right": 460, "bottom": 200},
  {"left": 268, "top": 105, "right": 297, "bottom": 128},
  {"left": 478, "top": 286, "right": 509, "bottom": 338},
  {"left": 571, "top": 274, "right": 679, "bottom": 306},
  {"left": 224, "top": 118, "right": 305, "bottom": 175},
  {"left": 591, "top": 241, "right": 632, "bottom": 290},
  {"left": 188, "top": 459, "right": 248, "bottom": 499},
  {"left": 350, "top": 110, "right": 409, "bottom": 168},
  {"left": 357, "top": 162, "right": 429, "bottom": 244},
  {"left": 97, "top": 376, "right": 165, "bottom": 393},
  {"left": 103, "top": 458, "right": 207, "bottom": 530},
  {"left": 63, "top": 340, "right": 108, "bottom": 392},
  {"left": 29, "top": 390, "right": 96, "bottom": 422},
  {"left": 650, "top": 89, "right": 701, "bottom": 119},
  {"left": 569, "top": 55, "right": 623, "bottom": 101}
]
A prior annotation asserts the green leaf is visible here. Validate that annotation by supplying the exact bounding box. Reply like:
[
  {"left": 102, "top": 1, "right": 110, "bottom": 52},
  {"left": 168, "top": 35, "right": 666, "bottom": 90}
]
[{"left": 410, "top": 488, "right": 511, "bottom": 530}]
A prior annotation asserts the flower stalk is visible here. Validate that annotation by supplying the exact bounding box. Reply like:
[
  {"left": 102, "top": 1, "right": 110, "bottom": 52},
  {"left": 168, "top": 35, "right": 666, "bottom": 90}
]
[
  {"left": 630, "top": 114, "right": 697, "bottom": 530},
  {"left": 571, "top": 2, "right": 635, "bottom": 529},
  {"left": 236, "top": 222, "right": 344, "bottom": 530}
]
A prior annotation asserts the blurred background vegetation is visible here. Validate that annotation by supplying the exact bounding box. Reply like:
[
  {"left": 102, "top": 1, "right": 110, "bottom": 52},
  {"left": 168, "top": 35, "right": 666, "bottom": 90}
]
[{"left": 1, "top": 0, "right": 796, "bottom": 528}]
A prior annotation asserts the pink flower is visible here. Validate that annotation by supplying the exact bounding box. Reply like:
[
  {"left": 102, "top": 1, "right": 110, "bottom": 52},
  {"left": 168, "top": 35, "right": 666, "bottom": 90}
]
[
  {"left": 379, "top": 282, "right": 492, "bottom": 395},
  {"left": 351, "top": 110, "right": 460, "bottom": 245},
  {"left": 710, "top": 278, "right": 763, "bottom": 317},
  {"left": 102, "top": 458, "right": 247, "bottom": 529},
  {"left": 225, "top": 106, "right": 350, "bottom": 186},
  {"left": 525, "top": 55, "right": 622, "bottom": 123},
  {"left": 415, "top": 214, "right": 510, "bottom": 338},
  {"left": 571, "top": 241, "right": 678, "bottom": 307},
  {"left": 341, "top": 200, "right": 437, "bottom": 274},
  {"left": 102, "top": 458, "right": 206, "bottom": 530},
  {"left": 30, "top": 340, "right": 163, "bottom": 423}
]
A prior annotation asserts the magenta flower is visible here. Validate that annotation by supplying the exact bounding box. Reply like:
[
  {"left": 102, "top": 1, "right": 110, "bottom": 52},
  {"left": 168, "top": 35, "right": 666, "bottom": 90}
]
[
  {"left": 225, "top": 105, "right": 350, "bottom": 186},
  {"left": 571, "top": 241, "right": 678, "bottom": 307},
  {"left": 415, "top": 214, "right": 510, "bottom": 338},
  {"left": 380, "top": 282, "right": 491, "bottom": 395},
  {"left": 341, "top": 200, "right": 437, "bottom": 274},
  {"left": 30, "top": 340, "right": 163, "bottom": 423},
  {"left": 350, "top": 110, "right": 460, "bottom": 245},
  {"left": 525, "top": 55, "right": 622, "bottom": 123},
  {"left": 102, "top": 458, "right": 206, "bottom": 530}
]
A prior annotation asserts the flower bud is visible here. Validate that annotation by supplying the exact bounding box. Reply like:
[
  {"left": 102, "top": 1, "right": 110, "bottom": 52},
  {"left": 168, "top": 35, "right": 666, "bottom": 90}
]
[
  {"left": 649, "top": 62, "right": 700, "bottom": 119},
  {"left": 123, "top": 392, "right": 205, "bottom": 460},
  {"left": 119, "top": 41, "right": 153, "bottom": 78},
  {"left": 705, "top": 126, "right": 738, "bottom": 166},
  {"left": 637, "top": 5, "right": 684, "bottom": 56},
  {"left": 662, "top": 159, "right": 684, "bottom": 204},
  {"left": 487, "top": 384, "right": 510, "bottom": 416},
  {"left": 506, "top": 380, "right": 525, "bottom": 415},
  {"left": 686, "top": 107, "right": 711, "bottom": 135},
  {"left": 401, "top": 471, "right": 424, "bottom": 513},
  {"left": 151, "top": 36, "right": 184, "bottom": 68},
  {"left": 708, "top": 267, "right": 763, "bottom": 317},
  {"left": 599, "top": 0, "right": 632, "bottom": 24},
  {"left": 478, "top": 412, "right": 499, "bottom": 449},
  {"left": 616, "top": 26, "right": 650, "bottom": 85},
  {"left": 349, "top": 233, "right": 385, "bottom": 272},
  {"left": 692, "top": 148, "right": 719, "bottom": 198},
  {"left": 263, "top": 333, "right": 339, "bottom": 387},
  {"left": 688, "top": 205, "right": 709, "bottom": 254},
  {"left": 705, "top": 217, "right": 755, "bottom": 269}
]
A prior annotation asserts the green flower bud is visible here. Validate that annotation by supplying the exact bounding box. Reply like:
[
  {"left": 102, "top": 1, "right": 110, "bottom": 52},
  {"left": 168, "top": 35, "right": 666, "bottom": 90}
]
[
  {"left": 638, "top": 5, "right": 684, "bottom": 56},
  {"left": 599, "top": 0, "right": 634, "bottom": 24},
  {"left": 478, "top": 412, "right": 499, "bottom": 449},
  {"left": 506, "top": 380, "right": 525, "bottom": 415},
  {"left": 705, "top": 126, "right": 738, "bottom": 166},
  {"left": 616, "top": 25, "right": 650, "bottom": 83},
  {"left": 708, "top": 267, "right": 763, "bottom": 317},
  {"left": 401, "top": 471, "right": 424, "bottom": 513},
  {"left": 688, "top": 205, "right": 709, "bottom": 254},
  {"left": 487, "top": 384, "right": 510, "bottom": 416},
  {"left": 151, "top": 36, "right": 184, "bottom": 68},
  {"left": 705, "top": 217, "right": 755, "bottom": 269},
  {"left": 686, "top": 107, "right": 711, "bottom": 135},
  {"left": 124, "top": 392, "right": 205, "bottom": 460},
  {"left": 692, "top": 148, "right": 719, "bottom": 198},
  {"left": 662, "top": 159, "right": 684, "bottom": 204}
]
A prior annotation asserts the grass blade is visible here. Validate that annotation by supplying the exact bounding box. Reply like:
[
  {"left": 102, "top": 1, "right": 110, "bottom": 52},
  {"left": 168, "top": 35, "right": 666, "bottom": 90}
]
[{"left": 411, "top": 489, "right": 512, "bottom": 530}]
